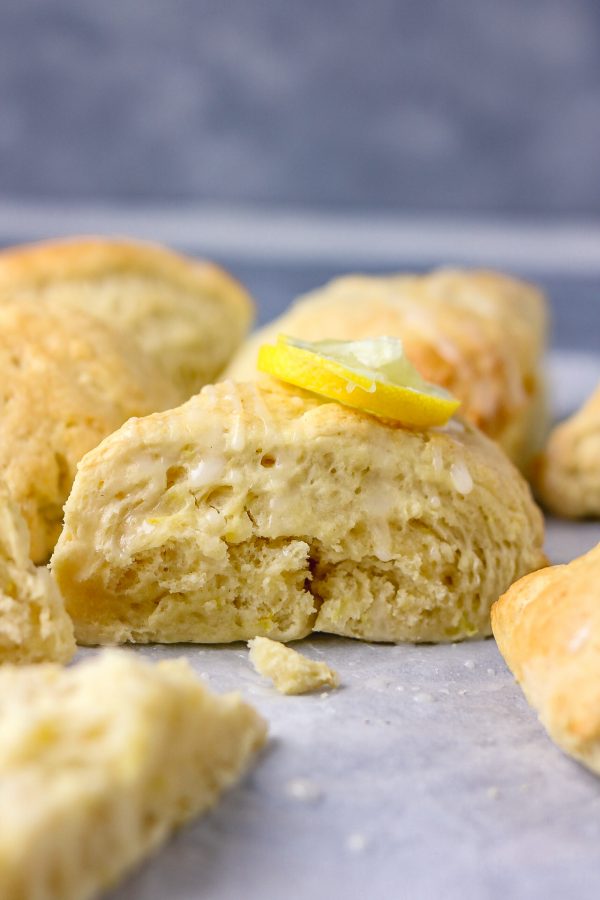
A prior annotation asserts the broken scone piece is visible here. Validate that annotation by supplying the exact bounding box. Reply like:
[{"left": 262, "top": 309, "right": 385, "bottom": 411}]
[
  {"left": 249, "top": 637, "right": 339, "bottom": 694},
  {"left": 0, "top": 650, "right": 267, "bottom": 900},
  {"left": 0, "top": 480, "right": 74, "bottom": 664},
  {"left": 492, "top": 543, "right": 600, "bottom": 775},
  {"left": 52, "top": 379, "right": 545, "bottom": 645},
  {"left": 534, "top": 383, "right": 600, "bottom": 518}
]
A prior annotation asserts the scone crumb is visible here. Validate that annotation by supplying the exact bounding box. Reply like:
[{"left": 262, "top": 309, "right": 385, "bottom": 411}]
[{"left": 248, "top": 637, "right": 339, "bottom": 695}]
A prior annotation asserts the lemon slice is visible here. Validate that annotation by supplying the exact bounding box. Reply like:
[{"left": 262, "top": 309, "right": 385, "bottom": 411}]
[{"left": 257, "top": 335, "right": 460, "bottom": 427}]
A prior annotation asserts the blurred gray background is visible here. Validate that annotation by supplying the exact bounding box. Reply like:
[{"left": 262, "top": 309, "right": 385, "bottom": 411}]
[
  {"left": 0, "top": 0, "right": 599, "bottom": 350},
  {"left": 1, "top": 0, "right": 599, "bottom": 214}
]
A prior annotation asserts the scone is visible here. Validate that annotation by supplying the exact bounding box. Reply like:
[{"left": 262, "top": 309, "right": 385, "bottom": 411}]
[
  {"left": 534, "top": 383, "right": 600, "bottom": 518},
  {"left": 51, "top": 379, "right": 545, "bottom": 645},
  {"left": 0, "top": 237, "right": 254, "bottom": 398},
  {"left": 0, "top": 480, "right": 75, "bottom": 664},
  {"left": 225, "top": 269, "right": 548, "bottom": 468},
  {"left": 0, "top": 650, "right": 266, "bottom": 900},
  {"left": 0, "top": 300, "right": 179, "bottom": 562},
  {"left": 492, "top": 543, "right": 600, "bottom": 774}
]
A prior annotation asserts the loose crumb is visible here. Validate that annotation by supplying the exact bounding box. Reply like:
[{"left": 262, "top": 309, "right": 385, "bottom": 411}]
[
  {"left": 248, "top": 637, "right": 339, "bottom": 695},
  {"left": 464, "top": 660, "right": 475, "bottom": 670},
  {"left": 346, "top": 832, "right": 369, "bottom": 852},
  {"left": 285, "top": 778, "right": 322, "bottom": 802}
]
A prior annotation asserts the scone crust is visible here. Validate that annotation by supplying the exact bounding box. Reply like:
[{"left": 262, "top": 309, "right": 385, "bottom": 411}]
[
  {"left": 534, "top": 383, "right": 600, "bottom": 518},
  {"left": 0, "top": 300, "right": 179, "bottom": 561},
  {"left": 0, "top": 237, "right": 255, "bottom": 396},
  {"left": 492, "top": 543, "right": 600, "bottom": 772},
  {"left": 225, "top": 268, "right": 548, "bottom": 468},
  {"left": 52, "top": 379, "right": 545, "bottom": 646}
]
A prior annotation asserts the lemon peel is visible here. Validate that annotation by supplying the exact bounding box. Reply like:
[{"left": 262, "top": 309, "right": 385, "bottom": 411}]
[{"left": 257, "top": 335, "right": 460, "bottom": 428}]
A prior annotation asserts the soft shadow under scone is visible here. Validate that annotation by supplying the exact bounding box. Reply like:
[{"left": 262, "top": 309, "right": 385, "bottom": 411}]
[
  {"left": 0, "top": 300, "right": 179, "bottom": 562},
  {"left": 534, "top": 383, "right": 600, "bottom": 518},
  {"left": 52, "top": 380, "right": 545, "bottom": 645},
  {"left": 0, "top": 480, "right": 74, "bottom": 664},
  {"left": 492, "top": 543, "right": 600, "bottom": 775},
  {"left": 225, "top": 269, "right": 548, "bottom": 469},
  {"left": 0, "top": 237, "right": 254, "bottom": 398},
  {"left": 0, "top": 650, "right": 266, "bottom": 900}
]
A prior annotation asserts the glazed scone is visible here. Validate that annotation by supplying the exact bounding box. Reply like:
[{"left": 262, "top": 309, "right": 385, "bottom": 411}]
[
  {"left": 0, "top": 650, "right": 267, "bottom": 900},
  {"left": 0, "top": 480, "right": 75, "bottom": 664},
  {"left": 492, "top": 543, "right": 600, "bottom": 774},
  {"left": 0, "top": 300, "right": 179, "bottom": 562},
  {"left": 0, "top": 237, "right": 254, "bottom": 398},
  {"left": 248, "top": 637, "right": 339, "bottom": 694},
  {"left": 51, "top": 379, "right": 545, "bottom": 645},
  {"left": 225, "top": 269, "right": 548, "bottom": 468},
  {"left": 534, "top": 383, "right": 600, "bottom": 518}
]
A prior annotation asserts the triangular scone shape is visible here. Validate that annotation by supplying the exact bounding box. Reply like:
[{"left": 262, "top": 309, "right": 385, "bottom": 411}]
[
  {"left": 0, "top": 237, "right": 254, "bottom": 398},
  {"left": 0, "top": 650, "right": 266, "bottom": 899},
  {"left": 0, "top": 480, "right": 75, "bottom": 663},
  {"left": 492, "top": 543, "right": 600, "bottom": 774},
  {"left": 225, "top": 269, "right": 548, "bottom": 469},
  {"left": 52, "top": 381, "right": 546, "bottom": 645}
]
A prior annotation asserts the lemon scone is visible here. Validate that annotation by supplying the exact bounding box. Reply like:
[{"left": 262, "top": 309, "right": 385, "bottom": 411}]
[
  {"left": 226, "top": 269, "right": 548, "bottom": 468},
  {"left": 51, "top": 379, "right": 545, "bottom": 645},
  {"left": 0, "top": 237, "right": 254, "bottom": 398},
  {"left": 0, "top": 650, "right": 267, "bottom": 900},
  {"left": 0, "top": 480, "right": 74, "bottom": 664},
  {"left": 492, "top": 543, "right": 600, "bottom": 774},
  {"left": 0, "top": 300, "right": 179, "bottom": 562},
  {"left": 534, "top": 383, "right": 600, "bottom": 518},
  {"left": 248, "top": 637, "right": 340, "bottom": 694}
]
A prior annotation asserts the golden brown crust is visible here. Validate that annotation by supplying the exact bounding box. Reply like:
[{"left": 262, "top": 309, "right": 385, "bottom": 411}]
[
  {"left": 225, "top": 269, "right": 548, "bottom": 468},
  {"left": 492, "top": 543, "right": 600, "bottom": 772},
  {"left": 0, "top": 300, "right": 179, "bottom": 562},
  {"left": 534, "top": 383, "right": 600, "bottom": 518},
  {"left": 0, "top": 237, "right": 255, "bottom": 397}
]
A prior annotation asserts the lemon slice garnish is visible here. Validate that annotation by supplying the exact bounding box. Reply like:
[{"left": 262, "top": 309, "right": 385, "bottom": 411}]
[{"left": 257, "top": 335, "right": 460, "bottom": 427}]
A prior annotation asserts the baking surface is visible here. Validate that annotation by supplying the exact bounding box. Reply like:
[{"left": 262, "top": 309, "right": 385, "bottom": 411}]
[{"left": 94, "top": 349, "right": 600, "bottom": 900}]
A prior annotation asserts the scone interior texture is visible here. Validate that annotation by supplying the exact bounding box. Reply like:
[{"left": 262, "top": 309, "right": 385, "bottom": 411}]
[
  {"left": 225, "top": 268, "right": 548, "bottom": 468},
  {"left": 52, "top": 379, "right": 545, "bottom": 646},
  {"left": 0, "top": 299, "right": 179, "bottom": 562},
  {"left": 0, "top": 237, "right": 255, "bottom": 398},
  {"left": 0, "top": 650, "right": 267, "bottom": 900},
  {"left": 492, "top": 543, "right": 600, "bottom": 774},
  {"left": 534, "top": 382, "right": 600, "bottom": 518},
  {"left": 0, "top": 480, "right": 75, "bottom": 664}
]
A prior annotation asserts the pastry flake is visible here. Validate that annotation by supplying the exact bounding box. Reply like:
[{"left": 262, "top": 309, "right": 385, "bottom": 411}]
[{"left": 248, "top": 637, "right": 339, "bottom": 694}]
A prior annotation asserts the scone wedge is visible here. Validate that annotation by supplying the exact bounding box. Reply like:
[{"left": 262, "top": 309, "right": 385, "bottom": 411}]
[
  {"left": 534, "top": 383, "right": 600, "bottom": 518},
  {"left": 0, "top": 300, "right": 179, "bottom": 562},
  {"left": 492, "top": 543, "right": 600, "bottom": 774},
  {"left": 0, "top": 237, "right": 254, "bottom": 398},
  {"left": 226, "top": 269, "right": 548, "bottom": 468},
  {"left": 0, "top": 480, "right": 75, "bottom": 664},
  {"left": 0, "top": 650, "right": 267, "bottom": 900},
  {"left": 52, "top": 380, "right": 545, "bottom": 645}
]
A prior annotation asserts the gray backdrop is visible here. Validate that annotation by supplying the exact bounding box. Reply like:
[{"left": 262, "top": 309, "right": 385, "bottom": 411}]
[{"left": 1, "top": 0, "right": 599, "bottom": 215}]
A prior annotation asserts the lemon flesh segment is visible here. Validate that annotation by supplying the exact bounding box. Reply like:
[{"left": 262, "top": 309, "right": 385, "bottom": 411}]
[{"left": 257, "top": 336, "right": 461, "bottom": 428}]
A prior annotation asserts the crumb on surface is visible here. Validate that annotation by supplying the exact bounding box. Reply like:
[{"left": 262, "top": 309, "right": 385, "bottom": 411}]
[{"left": 248, "top": 637, "right": 339, "bottom": 695}]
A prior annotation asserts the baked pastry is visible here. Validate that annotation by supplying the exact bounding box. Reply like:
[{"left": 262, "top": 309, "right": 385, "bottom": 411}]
[
  {"left": 492, "top": 543, "right": 600, "bottom": 774},
  {"left": 0, "top": 237, "right": 254, "bottom": 398},
  {"left": 51, "top": 379, "right": 545, "bottom": 645},
  {"left": 0, "top": 300, "right": 179, "bottom": 562},
  {"left": 225, "top": 269, "right": 548, "bottom": 468},
  {"left": 0, "top": 650, "right": 266, "bottom": 900},
  {"left": 0, "top": 479, "right": 74, "bottom": 664},
  {"left": 534, "top": 383, "right": 600, "bottom": 518},
  {"left": 248, "top": 637, "right": 339, "bottom": 694}
]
